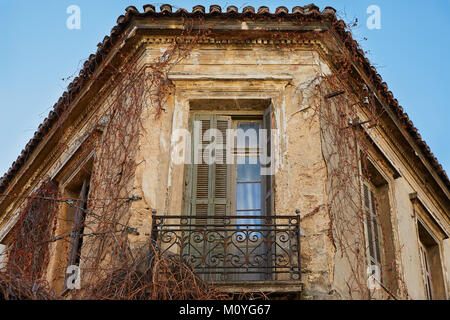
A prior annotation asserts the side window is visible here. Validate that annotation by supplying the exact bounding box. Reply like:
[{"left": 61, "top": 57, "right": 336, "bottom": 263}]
[
  {"left": 361, "top": 157, "right": 399, "bottom": 293},
  {"left": 66, "top": 180, "right": 90, "bottom": 270},
  {"left": 363, "top": 182, "right": 382, "bottom": 270},
  {"left": 417, "top": 221, "right": 446, "bottom": 300},
  {"left": 60, "top": 160, "right": 93, "bottom": 291}
]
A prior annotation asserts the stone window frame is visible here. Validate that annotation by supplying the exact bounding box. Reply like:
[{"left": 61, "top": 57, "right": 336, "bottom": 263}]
[
  {"left": 47, "top": 143, "right": 96, "bottom": 294},
  {"left": 162, "top": 75, "right": 293, "bottom": 289},
  {"left": 360, "top": 153, "right": 397, "bottom": 292},
  {"left": 361, "top": 180, "right": 383, "bottom": 273},
  {"left": 61, "top": 171, "right": 92, "bottom": 292},
  {"left": 410, "top": 194, "right": 449, "bottom": 300},
  {"left": 165, "top": 74, "right": 290, "bottom": 220}
]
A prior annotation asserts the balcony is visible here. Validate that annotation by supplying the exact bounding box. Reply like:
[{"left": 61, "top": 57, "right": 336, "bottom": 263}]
[{"left": 151, "top": 214, "right": 302, "bottom": 293}]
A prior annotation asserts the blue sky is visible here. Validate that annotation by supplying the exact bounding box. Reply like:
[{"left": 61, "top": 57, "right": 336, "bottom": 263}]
[{"left": 0, "top": 1, "right": 449, "bottom": 177}]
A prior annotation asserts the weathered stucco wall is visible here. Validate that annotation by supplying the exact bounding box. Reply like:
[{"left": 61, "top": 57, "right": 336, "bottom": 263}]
[
  {"left": 129, "top": 42, "right": 335, "bottom": 296},
  {"left": 0, "top": 36, "right": 449, "bottom": 300},
  {"left": 354, "top": 112, "right": 450, "bottom": 299},
  {"left": 393, "top": 177, "right": 425, "bottom": 299}
]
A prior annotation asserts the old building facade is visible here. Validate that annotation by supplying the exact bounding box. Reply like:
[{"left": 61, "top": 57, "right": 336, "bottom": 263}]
[{"left": 0, "top": 4, "right": 449, "bottom": 300}]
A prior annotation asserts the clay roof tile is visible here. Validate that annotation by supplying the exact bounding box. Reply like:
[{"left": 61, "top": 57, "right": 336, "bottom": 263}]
[
  {"left": 275, "top": 6, "right": 289, "bottom": 15},
  {"left": 257, "top": 6, "right": 270, "bottom": 14},
  {"left": 242, "top": 6, "right": 255, "bottom": 14},
  {"left": 226, "top": 6, "right": 238, "bottom": 13},
  {"left": 143, "top": 4, "right": 156, "bottom": 13},
  {"left": 160, "top": 4, "right": 173, "bottom": 13},
  {"left": 209, "top": 5, "right": 222, "bottom": 14},
  {"left": 1, "top": 3, "right": 448, "bottom": 195}
]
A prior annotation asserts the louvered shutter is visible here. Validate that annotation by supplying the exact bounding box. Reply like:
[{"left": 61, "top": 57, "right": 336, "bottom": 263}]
[
  {"left": 189, "top": 115, "right": 231, "bottom": 226},
  {"left": 191, "top": 115, "right": 212, "bottom": 227},
  {"left": 369, "top": 190, "right": 381, "bottom": 265},
  {"left": 213, "top": 116, "right": 231, "bottom": 224},
  {"left": 187, "top": 114, "right": 231, "bottom": 281},
  {"left": 262, "top": 106, "right": 273, "bottom": 218},
  {"left": 64, "top": 180, "right": 89, "bottom": 290},
  {"left": 363, "top": 183, "right": 381, "bottom": 267},
  {"left": 419, "top": 243, "right": 433, "bottom": 299},
  {"left": 262, "top": 107, "right": 273, "bottom": 280}
]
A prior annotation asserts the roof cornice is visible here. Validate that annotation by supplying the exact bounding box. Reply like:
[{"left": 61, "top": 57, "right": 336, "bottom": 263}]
[{"left": 0, "top": 4, "right": 448, "bottom": 201}]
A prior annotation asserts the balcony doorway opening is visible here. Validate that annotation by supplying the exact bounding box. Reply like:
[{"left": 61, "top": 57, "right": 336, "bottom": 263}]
[{"left": 152, "top": 100, "right": 301, "bottom": 284}]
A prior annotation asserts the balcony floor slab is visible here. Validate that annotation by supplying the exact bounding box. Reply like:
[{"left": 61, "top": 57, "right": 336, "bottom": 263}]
[{"left": 212, "top": 281, "right": 303, "bottom": 294}]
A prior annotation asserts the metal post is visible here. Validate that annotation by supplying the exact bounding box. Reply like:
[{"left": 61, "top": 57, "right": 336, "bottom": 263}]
[
  {"left": 296, "top": 209, "right": 301, "bottom": 281},
  {"left": 150, "top": 209, "right": 158, "bottom": 244}
]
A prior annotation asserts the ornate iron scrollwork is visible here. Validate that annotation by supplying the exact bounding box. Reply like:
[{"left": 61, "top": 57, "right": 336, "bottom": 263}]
[{"left": 151, "top": 215, "right": 301, "bottom": 282}]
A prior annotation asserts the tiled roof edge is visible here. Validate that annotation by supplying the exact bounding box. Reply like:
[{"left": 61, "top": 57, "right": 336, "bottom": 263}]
[{"left": 1, "top": 4, "right": 448, "bottom": 195}]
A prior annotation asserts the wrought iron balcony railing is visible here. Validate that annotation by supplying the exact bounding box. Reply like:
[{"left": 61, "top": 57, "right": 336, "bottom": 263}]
[{"left": 151, "top": 214, "right": 301, "bottom": 282}]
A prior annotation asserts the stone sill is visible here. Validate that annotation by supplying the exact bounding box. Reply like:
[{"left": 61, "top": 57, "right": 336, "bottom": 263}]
[{"left": 212, "top": 281, "right": 303, "bottom": 294}]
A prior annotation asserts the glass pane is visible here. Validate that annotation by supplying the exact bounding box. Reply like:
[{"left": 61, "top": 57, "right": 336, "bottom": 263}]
[
  {"left": 237, "top": 122, "right": 259, "bottom": 149},
  {"left": 237, "top": 156, "right": 260, "bottom": 182},
  {"left": 235, "top": 139, "right": 263, "bottom": 238},
  {"left": 236, "top": 182, "right": 261, "bottom": 211},
  {"left": 236, "top": 210, "right": 264, "bottom": 226}
]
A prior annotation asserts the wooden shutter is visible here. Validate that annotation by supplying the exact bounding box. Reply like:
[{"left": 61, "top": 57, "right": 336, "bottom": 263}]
[
  {"left": 262, "top": 107, "right": 273, "bottom": 280},
  {"left": 363, "top": 183, "right": 381, "bottom": 267},
  {"left": 190, "top": 115, "right": 231, "bottom": 226},
  {"left": 419, "top": 243, "right": 434, "bottom": 299},
  {"left": 188, "top": 114, "right": 231, "bottom": 282},
  {"left": 67, "top": 180, "right": 89, "bottom": 268},
  {"left": 213, "top": 116, "right": 231, "bottom": 224},
  {"left": 191, "top": 115, "right": 211, "bottom": 226},
  {"left": 370, "top": 190, "right": 381, "bottom": 264},
  {"left": 64, "top": 180, "right": 89, "bottom": 291},
  {"left": 262, "top": 106, "right": 273, "bottom": 218}
]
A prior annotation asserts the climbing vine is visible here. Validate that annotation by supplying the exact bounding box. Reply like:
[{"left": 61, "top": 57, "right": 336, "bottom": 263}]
[{"left": 0, "top": 8, "right": 410, "bottom": 300}]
